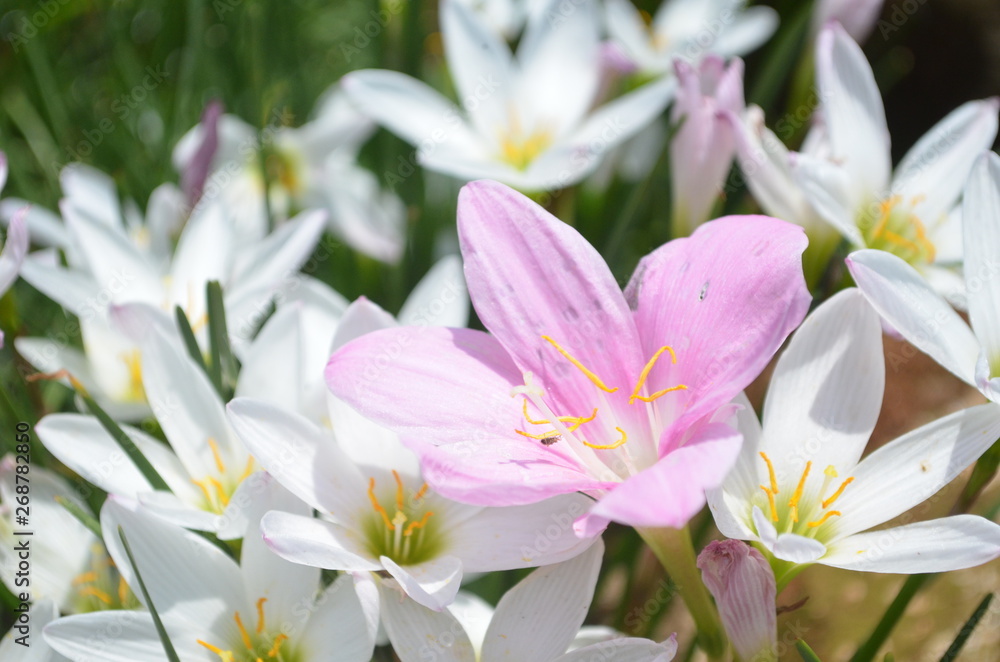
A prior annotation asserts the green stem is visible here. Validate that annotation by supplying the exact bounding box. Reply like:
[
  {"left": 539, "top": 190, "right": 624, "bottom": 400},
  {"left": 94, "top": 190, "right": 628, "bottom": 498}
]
[
  {"left": 849, "top": 574, "right": 932, "bottom": 662},
  {"left": 637, "top": 526, "right": 727, "bottom": 661}
]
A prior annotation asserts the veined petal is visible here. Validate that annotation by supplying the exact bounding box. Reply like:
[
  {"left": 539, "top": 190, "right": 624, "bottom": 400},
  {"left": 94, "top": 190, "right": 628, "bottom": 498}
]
[
  {"left": 322, "top": 156, "right": 406, "bottom": 263},
  {"left": 581, "top": 422, "right": 741, "bottom": 531},
  {"left": 792, "top": 153, "right": 863, "bottom": 245},
  {"left": 259, "top": 511, "right": 382, "bottom": 571},
  {"left": 846, "top": 249, "right": 980, "bottom": 385},
  {"left": 448, "top": 494, "right": 598, "bottom": 570},
  {"left": 136, "top": 491, "right": 223, "bottom": 531},
  {"left": 627, "top": 215, "right": 810, "bottom": 429},
  {"left": 963, "top": 152, "right": 1000, "bottom": 379},
  {"left": 381, "top": 554, "right": 464, "bottom": 611},
  {"left": 772, "top": 532, "right": 827, "bottom": 565},
  {"left": 298, "top": 575, "right": 379, "bottom": 662},
  {"left": 0, "top": 212, "right": 28, "bottom": 295},
  {"left": 398, "top": 255, "right": 470, "bottom": 329},
  {"left": 833, "top": 402, "right": 1000, "bottom": 537},
  {"left": 378, "top": 580, "right": 476, "bottom": 662},
  {"left": 823, "top": 516, "right": 1000, "bottom": 573},
  {"left": 760, "top": 289, "right": 884, "bottom": 480},
  {"left": 44, "top": 611, "right": 213, "bottom": 662},
  {"left": 18, "top": 255, "right": 102, "bottom": 318},
  {"left": 555, "top": 638, "right": 678, "bottom": 662},
  {"left": 815, "top": 22, "right": 891, "bottom": 200},
  {"left": 165, "top": 201, "right": 232, "bottom": 316},
  {"left": 893, "top": 98, "right": 1000, "bottom": 224},
  {"left": 481, "top": 540, "right": 603, "bottom": 661}
]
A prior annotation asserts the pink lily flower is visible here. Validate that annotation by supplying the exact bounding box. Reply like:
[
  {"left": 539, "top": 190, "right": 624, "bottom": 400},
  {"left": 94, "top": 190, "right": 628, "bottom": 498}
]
[{"left": 326, "top": 180, "right": 810, "bottom": 536}]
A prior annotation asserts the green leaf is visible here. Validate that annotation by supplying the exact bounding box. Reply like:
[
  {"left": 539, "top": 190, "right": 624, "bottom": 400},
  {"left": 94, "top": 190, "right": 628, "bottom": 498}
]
[
  {"left": 939, "top": 593, "right": 993, "bottom": 662},
  {"left": 796, "top": 639, "right": 823, "bottom": 662},
  {"left": 55, "top": 495, "right": 101, "bottom": 539},
  {"left": 81, "top": 392, "right": 170, "bottom": 492},
  {"left": 174, "top": 304, "right": 209, "bottom": 373},
  {"left": 206, "top": 280, "right": 238, "bottom": 398},
  {"left": 117, "top": 527, "right": 181, "bottom": 662}
]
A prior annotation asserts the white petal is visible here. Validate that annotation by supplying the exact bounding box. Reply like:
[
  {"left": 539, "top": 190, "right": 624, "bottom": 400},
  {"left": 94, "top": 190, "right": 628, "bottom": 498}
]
[
  {"left": 165, "top": 201, "right": 232, "bottom": 316},
  {"left": 846, "top": 249, "right": 980, "bottom": 385},
  {"left": 259, "top": 511, "right": 381, "bottom": 571},
  {"left": 447, "top": 592, "right": 494, "bottom": 653},
  {"left": 772, "top": 533, "right": 827, "bottom": 564},
  {"left": 323, "top": 157, "right": 406, "bottom": 263},
  {"left": 382, "top": 555, "right": 464, "bottom": 611},
  {"left": 0, "top": 212, "right": 28, "bottom": 295},
  {"left": 18, "top": 257, "right": 101, "bottom": 318},
  {"left": 136, "top": 491, "right": 222, "bottom": 531},
  {"left": 60, "top": 163, "right": 122, "bottom": 229},
  {"left": 711, "top": 6, "right": 779, "bottom": 58},
  {"left": 64, "top": 211, "right": 161, "bottom": 306},
  {"left": 833, "top": 402, "right": 1000, "bottom": 536},
  {"left": 481, "top": 539, "right": 603, "bottom": 660},
  {"left": 448, "top": 494, "right": 599, "bottom": 571},
  {"left": 792, "top": 153, "right": 863, "bottom": 245},
  {"left": 44, "top": 611, "right": 213, "bottom": 662},
  {"left": 378, "top": 580, "right": 476, "bottom": 662},
  {"left": 760, "top": 289, "right": 884, "bottom": 479},
  {"left": 234, "top": 304, "right": 307, "bottom": 415},
  {"left": 963, "top": 152, "right": 1000, "bottom": 379},
  {"left": 0, "top": 200, "right": 68, "bottom": 250},
  {"left": 398, "top": 255, "right": 470, "bottom": 328},
  {"left": 0, "top": 599, "right": 64, "bottom": 662},
  {"left": 892, "top": 98, "right": 999, "bottom": 223},
  {"left": 298, "top": 575, "right": 378, "bottom": 662},
  {"left": 815, "top": 22, "right": 891, "bottom": 199},
  {"left": 823, "top": 516, "right": 1000, "bottom": 573},
  {"left": 555, "top": 637, "right": 678, "bottom": 662},
  {"left": 226, "top": 398, "right": 369, "bottom": 519}
]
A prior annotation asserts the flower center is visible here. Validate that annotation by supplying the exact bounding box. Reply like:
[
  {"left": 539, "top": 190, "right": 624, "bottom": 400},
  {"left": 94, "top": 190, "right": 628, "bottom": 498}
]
[
  {"left": 191, "top": 437, "right": 256, "bottom": 515},
  {"left": 859, "top": 195, "right": 936, "bottom": 265},
  {"left": 756, "top": 452, "right": 854, "bottom": 539},
  {"left": 118, "top": 349, "right": 146, "bottom": 403},
  {"left": 497, "top": 107, "right": 552, "bottom": 171},
  {"left": 71, "top": 544, "right": 139, "bottom": 613},
  {"left": 197, "top": 598, "right": 299, "bottom": 662},
  {"left": 363, "top": 470, "right": 440, "bottom": 565},
  {"left": 510, "top": 336, "right": 688, "bottom": 462}
]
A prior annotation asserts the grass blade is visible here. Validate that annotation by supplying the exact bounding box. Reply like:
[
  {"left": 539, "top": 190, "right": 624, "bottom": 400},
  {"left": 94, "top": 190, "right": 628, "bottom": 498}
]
[
  {"left": 796, "top": 639, "right": 823, "bottom": 662},
  {"left": 117, "top": 527, "right": 181, "bottom": 662},
  {"left": 55, "top": 495, "right": 101, "bottom": 539},
  {"left": 939, "top": 593, "right": 993, "bottom": 662},
  {"left": 206, "top": 280, "right": 237, "bottom": 398},
  {"left": 81, "top": 392, "right": 170, "bottom": 492}
]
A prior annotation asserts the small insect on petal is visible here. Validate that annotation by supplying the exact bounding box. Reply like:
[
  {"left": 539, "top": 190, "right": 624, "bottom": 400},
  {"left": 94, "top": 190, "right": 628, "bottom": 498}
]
[{"left": 540, "top": 433, "right": 562, "bottom": 446}]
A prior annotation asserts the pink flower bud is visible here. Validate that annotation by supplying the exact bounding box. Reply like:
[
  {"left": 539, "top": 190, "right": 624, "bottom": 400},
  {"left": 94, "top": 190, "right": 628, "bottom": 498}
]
[{"left": 697, "top": 539, "right": 777, "bottom": 662}]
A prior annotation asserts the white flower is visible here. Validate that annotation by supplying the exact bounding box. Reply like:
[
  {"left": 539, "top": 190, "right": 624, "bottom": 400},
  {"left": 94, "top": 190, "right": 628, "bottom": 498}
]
[
  {"left": 379, "top": 539, "right": 677, "bottom": 661},
  {"left": 1, "top": 599, "right": 70, "bottom": 662},
  {"left": 44, "top": 485, "right": 378, "bottom": 662},
  {"left": 792, "top": 22, "right": 999, "bottom": 303},
  {"left": 848, "top": 151, "right": 1000, "bottom": 402},
  {"left": 0, "top": 152, "right": 29, "bottom": 347},
  {"left": 708, "top": 289, "right": 1000, "bottom": 576},
  {"left": 344, "top": 0, "right": 674, "bottom": 191},
  {"left": 604, "top": 0, "right": 778, "bottom": 75}
]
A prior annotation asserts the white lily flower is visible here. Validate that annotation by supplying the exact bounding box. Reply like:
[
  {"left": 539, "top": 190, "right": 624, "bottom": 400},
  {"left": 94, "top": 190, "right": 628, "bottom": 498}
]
[
  {"left": 708, "top": 289, "right": 1000, "bottom": 577},
  {"left": 1, "top": 599, "right": 70, "bottom": 662},
  {"left": 16, "top": 182, "right": 323, "bottom": 419},
  {"left": 848, "top": 152, "right": 1000, "bottom": 402},
  {"left": 35, "top": 320, "right": 258, "bottom": 535},
  {"left": 792, "top": 22, "right": 999, "bottom": 303},
  {"left": 344, "top": 0, "right": 674, "bottom": 192},
  {"left": 379, "top": 539, "right": 678, "bottom": 661},
  {"left": 604, "top": 0, "right": 778, "bottom": 76},
  {"left": 237, "top": 256, "right": 468, "bottom": 426},
  {"left": 175, "top": 88, "right": 406, "bottom": 262},
  {"left": 44, "top": 484, "right": 378, "bottom": 662},
  {"left": 0, "top": 458, "right": 133, "bottom": 614},
  {"left": 226, "top": 295, "right": 596, "bottom": 612}
]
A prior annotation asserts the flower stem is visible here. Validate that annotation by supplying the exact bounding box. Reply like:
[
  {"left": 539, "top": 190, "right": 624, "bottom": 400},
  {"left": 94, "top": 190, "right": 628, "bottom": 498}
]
[{"left": 637, "top": 526, "right": 727, "bottom": 661}]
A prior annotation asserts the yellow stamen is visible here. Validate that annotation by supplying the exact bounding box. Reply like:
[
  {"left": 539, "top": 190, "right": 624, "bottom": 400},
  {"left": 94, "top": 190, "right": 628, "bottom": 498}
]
[
  {"left": 121, "top": 349, "right": 144, "bottom": 400},
  {"left": 882, "top": 230, "right": 921, "bottom": 255},
  {"left": 368, "top": 478, "right": 394, "bottom": 530},
  {"left": 521, "top": 399, "right": 598, "bottom": 429},
  {"left": 759, "top": 452, "right": 779, "bottom": 495},
  {"left": 73, "top": 571, "right": 98, "bottom": 585},
  {"left": 807, "top": 510, "right": 842, "bottom": 528},
  {"left": 541, "top": 336, "right": 619, "bottom": 393},
  {"left": 404, "top": 511, "right": 435, "bottom": 536},
  {"left": 234, "top": 612, "right": 253, "bottom": 650},
  {"left": 392, "top": 470, "right": 406, "bottom": 512},
  {"left": 515, "top": 428, "right": 560, "bottom": 440},
  {"left": 208, "top": 477, "right": 230, "bottom": 507},
  {"left": 788, "top": 461, "right": 812, "bottom": 523},
  {"left": 192, "top": 478, "right": 214, "bottom": 505},
  {"left": 630, "top": 384, "right": 688, "bottom": 403},
  {"left": 25, "top": 368, "right": 88, "bottom": 393},
  {"left": 267, "top": 634, "right": 289, "bottom": 658},
  {"left": 630, "top": 345, "right": 681, "bottom": 404},
  {"left": 256, "top": 597, "right": 267, "bottom": 634},
  {"left": 207, "top": 438, "right": 226, "bottom": 474},
  {"left": 197, "top": 639, "right": 235, "bottom": 662},
  {"left": 821, "top": 476, "right": 855, "bottom": 509},
  {"left": 414, "top": 483, "right": 429, "bottom": 502},
  {"left": 239, "top": 456, "right": 256, "bottom": 482},
  {"left": 760, "top": 485, "right": 779, "bottom": 522},
  {"left": 78, "top": 586, "right": 112, "bottom": 605},
  {"left": 581, "top": 427, "right": 628, "bottom": 450}
]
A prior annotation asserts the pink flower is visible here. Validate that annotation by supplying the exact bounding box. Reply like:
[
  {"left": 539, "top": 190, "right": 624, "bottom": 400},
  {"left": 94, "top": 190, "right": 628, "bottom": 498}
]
[
  {"left": 326, "top": 180, "right": 809, "bottom": 536},
  {"left": 697, "top": 540, "right": 777, "bottom": 662}
]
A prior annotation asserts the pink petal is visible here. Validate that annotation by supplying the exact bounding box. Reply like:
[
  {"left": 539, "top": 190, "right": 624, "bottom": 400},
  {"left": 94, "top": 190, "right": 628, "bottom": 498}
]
[
  {"left": 577, "top": 422, "right": 742, "bottom": 531},
  {"left": 626, "top": 215, "right": 810, "bottom": 441}
]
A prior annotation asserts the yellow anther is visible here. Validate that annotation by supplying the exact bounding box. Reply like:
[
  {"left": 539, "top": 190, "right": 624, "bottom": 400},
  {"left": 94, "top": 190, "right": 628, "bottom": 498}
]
[
  {"left": 630, "top": 384, "right": 688, "bottom": 403},
  {"left": 760, "top": 485, "right": 779, "bottom": 522},
  {"left": 515, "top": 428, "right": 559, "bottom": 440},
  {"left": 256, "top": 597, "right": 267, "bottom": 634},
  {"left": 268, "top": 634, "right": 289, "bottom": 657},
  {"left": 541, "top": 336, "right": 619, "bottom": 393},
  {"left": 239, "top": 457, "right": 256, "bottom": 482},
  {"left": 823, "top": 465, "right": 838, "bottom": 478},
  {"left": 630, "top": 345, "right": 679, "bottom": 404},
  {"left": 78, "top": 586, "right": 113, "bottom": 605},
  {"left": 882, "top": 230, "right": 921, "bottom": 255},
  {"left": 392, "top": 511, "right": 408, "bottom": 528},
  {"left": 208, "top": 477, "right": 229, "bottom": 507},
  {"left": 404, "top": 511, "right": 435, "bottom": 536},
  {"left": 72, "top": 571, "right": 98, "bottom": 585},
  {"left": 121, "top": 349, "right": 144, "bottom": 401},
  {"left": 788, "top": 461, "right": 812, "bottom": 523},
  {"left": 235, "top": 612, "right": 253, "bottom": 650},
  {"left": 207, "top": 437, "right": 226, "bottom": 474},
  {"left": 192, "top": 478, "right": 214, "bottom": 505},
  {"left": 759, "top": 452, "right": 779, "bottom": 495},
  {"left": 368, "top": 478, "right": 394, "bottom": 530},
  {"left": 807, "top": 510, "right": 842, "bottom": 528},
  {"left": 197, "top": 639, "right": 235, "bottom": 662},
  {"left": 581, "top": 427, "right": 628, "bottom": 450},
  {"left": 521, "top": 399, "right": 598, "bottom": 431},
  {"left": 821, "top": 476, "right": 855, "bottom": 510},
  {"left": 414, "top": 483, "right": 429, "bottom": 502},
  {"left": 392, "top": 470, "right": 406, "bottom": 512}
]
